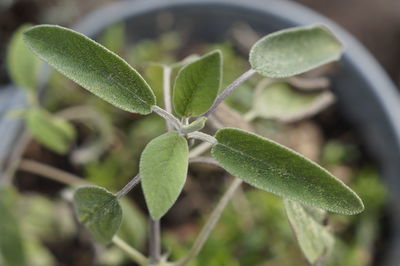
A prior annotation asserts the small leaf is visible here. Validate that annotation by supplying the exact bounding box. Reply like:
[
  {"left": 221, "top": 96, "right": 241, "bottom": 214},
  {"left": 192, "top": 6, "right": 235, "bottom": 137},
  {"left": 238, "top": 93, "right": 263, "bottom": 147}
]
[
  {"left": 249, "top": 25, "right": 343, "bottom": 78},
  {"left": 0, "top": 187, "right": 26, "bottom": 266},
  {"left": 173, "top": 50, "right": 222, "bottom": 117},
  {"left": 211, "top": 128, "right": 364, "bottom": 214},
  {"left": 73, "top": 186, "right": 122, "bottom": 244},
  {"left": 7, "top": 24, "right": 40, "bottom": 91},
  {"left": 284, "top": 200, "right": 334, "bottom": 264},
  {"left": 181, "top": 117, "right": 207, "bottom": 134},
  {"left": 23, "top": 25, "right": 156, "bottom": 114},
  {"left": 251, "top": 82, "right": 334, "bottom": 122},
  {"left": 140, "top": 131, "right": 189, "bottom": 219},
  {"left": 26, "top": 108, "right": 76, "bottom": 154}
]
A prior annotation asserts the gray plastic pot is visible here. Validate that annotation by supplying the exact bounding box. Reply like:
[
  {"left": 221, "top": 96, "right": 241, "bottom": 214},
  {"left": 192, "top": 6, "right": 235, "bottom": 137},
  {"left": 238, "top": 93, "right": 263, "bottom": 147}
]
[{"left": 1, "top": 0, "right": 400, "bottom": 265}]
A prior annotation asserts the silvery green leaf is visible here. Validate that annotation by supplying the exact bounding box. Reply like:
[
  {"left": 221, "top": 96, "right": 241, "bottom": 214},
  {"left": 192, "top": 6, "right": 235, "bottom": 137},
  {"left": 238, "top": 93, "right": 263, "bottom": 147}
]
[
  {"left": 249, "top": 25, "right": 343, "bottom": 78},
  {"left": 140, "top": 131, "right": 189, "bottom": 219},
  {"left": 23, "top": 25, "right": 156, "bottom": 114},
  {"left": 211, "top": 128, "right": 364, "bottom": 214},
  {"left": 173, "top": 50, "right": 222, "bottom": 117},
  {"left": 73, "top": 186, "right": 122, "bottom": 244}
]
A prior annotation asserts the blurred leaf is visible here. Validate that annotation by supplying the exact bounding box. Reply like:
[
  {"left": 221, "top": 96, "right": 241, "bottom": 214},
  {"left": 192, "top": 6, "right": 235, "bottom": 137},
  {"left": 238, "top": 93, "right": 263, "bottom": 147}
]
[
  {"left": 0, "top": 187, "right": 26, "bottom": 266},
  {"left": 7, "top": 24, "right": 41, "bottom": 91},
  {"left": 73, "top": 186, "right": 122, "bottom": 244},
  {"left": 140, "top": 131, "right": 189, "bottom": 219},
  {"left": 117, "top": 199, "right": 147, "bottom": 249},
  {"left": 25, "top": 239, "right": 55, "bottom": 266},
  {"left": 23, "top": 25, "right": 156, "bottom": 114},
  {"left": 144, "top": 63, "right": 164, "bottom": 107},
  {"left": 285, "top": 200, "right": 334, "bottom": 264},
  {"left": 26, "top": 108, "right": 76, "bottom": 154},
  {"left": 250, "top": 82, "right": 333, "bottom": 122},
  {"left": 249, "top": 25, "right": 343, "bottom": 78},
  {"left": 211, "top": 128, "right": 364, "bottom": 214},
  {"left": 99, "top": 23, "right": 125, "bottom": 54},
  {"left": 173, "top": 50, "right": 222, "bottom": 117}
]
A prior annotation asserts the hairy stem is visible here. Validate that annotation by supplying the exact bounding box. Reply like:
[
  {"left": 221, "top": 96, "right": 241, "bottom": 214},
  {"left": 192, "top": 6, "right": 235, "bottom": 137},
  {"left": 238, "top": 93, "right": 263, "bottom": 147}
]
[
  {"left": 187, "top": 131, "right": 217, "bottom": 145},
  {"left": 201, "top": 69, "right": 256, "bottom": 117},
  {"left": 163, "top": 66, "right": 173, "bottom": 124},
  {"left": 173, "top": 178, "right": 243, "bottom": 266},
  {"left": 116, "top": 174, "right": 141, "bottom": 198},
  {"left": 16, "top": 159, "right": 147, "bottom": 265},
  {"left": 152, "top": 105, "right": 181, "bottom": 132}
]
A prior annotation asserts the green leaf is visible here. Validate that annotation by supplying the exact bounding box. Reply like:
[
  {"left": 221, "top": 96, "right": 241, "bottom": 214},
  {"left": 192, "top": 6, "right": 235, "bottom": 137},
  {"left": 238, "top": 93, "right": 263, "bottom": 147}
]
[
  {"left": 173, "top": 50, "right": 222, "bottom": 117},
  {"left": 73, "top": 186, "right": 122, "bottom": 244},
  {"left": 181, "top": 117, "right": 207, "bottom": 134},
  {"left": 26, "top": 108, "right": 76, "bottom": 154},
  {"left": 7, "top": 24, "right": 40, "bottom": 91},
  {"left": 284, "top": 200, "right": 334, "bottom": 264},
  {"left": 250, "top": 82, "right": 331, "bottom": 121},
  {"left": 23, "top": 25, "right": 155, "bottom": 114},
  {"left": 0, "top": 187, "right": 26, "bottom": 266},
  {"left": 211, "top": 128, "right": 364, "bottom": 214},
  {"left": 249, "top": 25, "right": 343, "bottom": 78},
  {"left": 140, "top": 131, "right": 189, "bottom": 219}
]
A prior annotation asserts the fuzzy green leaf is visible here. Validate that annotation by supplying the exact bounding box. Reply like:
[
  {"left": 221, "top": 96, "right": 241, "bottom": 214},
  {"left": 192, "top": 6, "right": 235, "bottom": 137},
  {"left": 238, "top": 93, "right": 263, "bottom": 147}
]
[
  {"left": 284, "top": 200, "right": 334, "bottom": 264},
  {"left": 249, "top": 25, "right": 343, "bottom": 78},
  {"left": 140, "top": 131, "right": 189, "bottom": 219},
  {"left": 0, "top": 187, "right": 26, "bottom": 266},
  {"left": 173, "top": 50, "right": 222, "bottom": 117},
  {"left": 211, "top": 128, "right": 364, "bottom": 214},
  {"left": 251, "top": 82, "right": 328, "bottom": 121},
  {"left": 73, "top": 186, "right": 122, "bottom": 244},
  {"left": 23, "top": 25, "right": 155, "bottom": 114},
  {"left": 7, "top": 24, "right": 40, "bottom": 91},
  {"left": 26, "top": 108, "right": 76, "bottom": 154}
]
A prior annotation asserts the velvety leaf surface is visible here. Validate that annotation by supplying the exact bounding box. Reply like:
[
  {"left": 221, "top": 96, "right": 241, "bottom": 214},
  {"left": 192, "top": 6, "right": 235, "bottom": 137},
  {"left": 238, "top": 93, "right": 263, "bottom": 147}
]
[
  {"left": 251, "top": 82, "right": 331, "bottom": 121},
  {"left": 23, "top": 25, "right": 155, "bottom": 114},
  {"left": 0, "top": 187, "right": 26, "bottom": 266},
  {"left": 26, "top": 108, "right": 76, "bottom": 154},
  {"left": 211, "top": 128, "right": 364, "bottom": 214},
  {"left": 249, "top": 25, "right": 343, "bottom": 78},
  {"left": 173, "top": 50, "right": 222, "bottom": 117},
  {"left": 140, "top": 131, "right": 189, "bottom": 219},
  {"left": 7, "top": 24, "right": 40, "bottom": 91},
  {"left": 284, "top": 200, "right": 334, "bottom": 264},
  {"left": 73, "top": 186, "right": 122, "bottom": 244}
]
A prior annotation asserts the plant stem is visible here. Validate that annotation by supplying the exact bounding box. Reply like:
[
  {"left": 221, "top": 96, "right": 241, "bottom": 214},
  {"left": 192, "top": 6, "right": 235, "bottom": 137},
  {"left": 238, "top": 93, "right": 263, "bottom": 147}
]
[
  {"left": 112, "top": 236, "right": 148, "bottom": 266},
  {"left": 188, "top": 142, "right": 212, "bottom": 158},
  {"left": 163, "top": 66, "right": 173, "bottom": 130},
  {"left": 149, "top": 219, "right": 161, "bottom": 265},
  {"left": 151, "top": 105, "right": 181, "bottom": 131},
  {"left": 187, "top": 131, "right": 217, "bottom": 145},
  {"left": 201, "top": 69, "right": 256, "bottom": 118},
  {"left": 172, "top": 178, "right": 243, "bottom": 266},
  {"left": 189, "top": 157, "right": 220, "bottom": 167},
  {"left": 16, "top": 159, "right": 148, "bottom": 265},
  {"left": 116, "top": 174, "right": 141, "bottom": 198}
]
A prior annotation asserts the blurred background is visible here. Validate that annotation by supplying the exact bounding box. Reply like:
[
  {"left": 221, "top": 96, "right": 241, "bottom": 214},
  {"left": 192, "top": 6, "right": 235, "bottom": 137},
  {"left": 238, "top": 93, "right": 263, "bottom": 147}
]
[{"left": 1, "top": 1, "right": 400, "bottom": 266}]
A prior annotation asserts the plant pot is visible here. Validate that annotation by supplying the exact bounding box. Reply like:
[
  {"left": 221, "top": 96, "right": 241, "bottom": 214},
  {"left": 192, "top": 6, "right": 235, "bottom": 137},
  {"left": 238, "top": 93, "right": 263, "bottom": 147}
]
[{"left": 1, "top": 0, "right": 400, "bottom": 265}]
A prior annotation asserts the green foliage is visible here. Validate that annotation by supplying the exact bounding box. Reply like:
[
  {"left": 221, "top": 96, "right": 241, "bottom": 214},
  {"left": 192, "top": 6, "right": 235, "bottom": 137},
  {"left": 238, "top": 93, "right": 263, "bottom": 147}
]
[
  {"left": 249, "top": 82, "right": 324, "bottom": 121},
  {"left": 140, "top": 131, "right": 189, "bottom": 219},
  {"left": 249, "top": 25, "right": 343, "bottom": 78},
  {"left": 73, "top": 186, "right": 122, "bottom": 244},
  {"left": 284, "top": 200, "right": 334, "bottom": 264},
  {"left": 173, "top": 50, "right": 222, "bottom": 117},
  {"left": 26, "top": 108, "right": 76, "bottom": 154},
  {"left": 7, "top": 24, "right": 40, "bottom": 92},
  {"left": 0, "top": 187, "right": 26, "bottom": 266},
  {"left": 23, "top": 25, "right": 156, "bottom": 114},
  {"left": 211, "top": 128, "right": 364, "bottom": 214},
  {"left": 99, "top": 22, "right": 125, "bottom": 54},
  {"left": 181, "top": 117, "right": 207, "bottom": 134}
]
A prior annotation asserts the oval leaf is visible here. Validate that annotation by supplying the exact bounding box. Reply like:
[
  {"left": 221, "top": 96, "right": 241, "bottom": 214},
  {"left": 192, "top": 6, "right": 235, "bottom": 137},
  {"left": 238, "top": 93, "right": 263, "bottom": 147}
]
[
  {"left": 211, "top": 128, "right": 364, "bottom": 214},
  {"left": 7, "top": 24, "right": 40, "bottom": 91},
  {"left": 284, "top": 200, "right": 334, "bottom": 264},
  {"left": 23, "top": 25, "right": 155, "bottom": 114},
  {"left": 249, "top": 25, "right": 343, "bottom": 78},
  {"left": 26, "top": 108, "right": 76, "bottom": 154},
  {"left": 251, "top": 82, "right": 334, "bottom": 122},
  {"left": 140, "top": 131, "right": 189, "bottom": 219},
  {"left": 173, "top": 50, "right": 222, "bottom": 117},
  {"left": 73, "top": 186, "right": 122, "bottom": 244}
]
